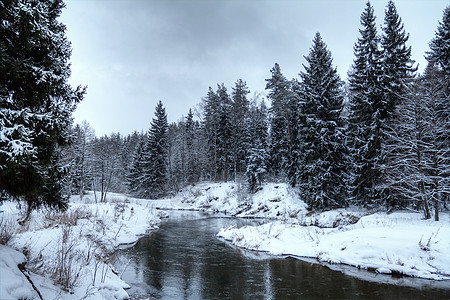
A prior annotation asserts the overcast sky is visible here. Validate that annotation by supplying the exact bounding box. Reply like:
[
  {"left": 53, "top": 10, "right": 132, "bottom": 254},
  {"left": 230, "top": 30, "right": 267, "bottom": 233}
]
[{"left": 60, "top": 0, "right": 448, "bottom": 136}]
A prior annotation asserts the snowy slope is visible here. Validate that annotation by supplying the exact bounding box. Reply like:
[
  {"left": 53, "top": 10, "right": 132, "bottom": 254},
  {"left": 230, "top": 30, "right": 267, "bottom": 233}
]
[
  {"left": 148, "top": 182, "right": 310, "bottom": 219},
  {"left": 0, "top": 192, "right": 160, "bottom": 300},
  {"left": 0, "top": 245, "right": 38, "bottom": 300}
]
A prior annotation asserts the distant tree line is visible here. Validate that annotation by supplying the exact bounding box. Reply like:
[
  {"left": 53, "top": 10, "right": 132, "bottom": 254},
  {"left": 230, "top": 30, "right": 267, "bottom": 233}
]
[
  {"left": 63, "top": 1, "right": 449, "bottom": 219},
  {"left": 2, "top": 1, "right": 447, "bottom": 221},
  {"left": 65, "top": 1, "right": 448, "bottom": 220}
]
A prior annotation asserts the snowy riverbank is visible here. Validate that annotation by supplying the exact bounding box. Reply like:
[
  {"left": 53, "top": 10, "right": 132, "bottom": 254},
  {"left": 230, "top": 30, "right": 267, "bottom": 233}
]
[
  {"left": 1, "top": 182, "right": 449, "bottom": 299},
  {"left": 0, "top": 192, "right": 161, "bottom": 300},
  {"left": 148, "top": 181, "right": 450, "bottom": 282},
  {"left": 217, "top": 211, "right": 450, "bottom": 281}
]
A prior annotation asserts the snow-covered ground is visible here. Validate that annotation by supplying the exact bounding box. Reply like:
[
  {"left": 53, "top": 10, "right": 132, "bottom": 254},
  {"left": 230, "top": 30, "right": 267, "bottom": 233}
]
[
  {"left": 0, "top": 192, "right": 160, "bottom": 300},
  {"left": 1, "top": 182, "right": 449, "bottom": 299},
  {"left": 218, "top": 211, "right": 450, "bottom": 281},
  {"left": 149, "top": 182, "right": 310, "bottom": 219}
]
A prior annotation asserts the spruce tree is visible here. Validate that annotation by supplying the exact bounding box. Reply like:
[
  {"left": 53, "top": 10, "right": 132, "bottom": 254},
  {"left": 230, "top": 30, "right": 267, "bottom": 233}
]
[
  {"left": 421, "top": 7, "right": 450, "bottom": 219},
  {"left": 381, "top": 0, "right": 416, "bottom": 114},
  {"left": 142, "top": 101, "right": 169, "bottom": 199},
  {"left": 231, "top": 79, "right": 251, "bottom": 178},
  {"left": 380, "top": 0, "right": 416, "bottom": 208},
  {"left": 427, "top": 6, "right": 450, "bottom": 76},
  {"left": 127, "top": 139, "right": 146, "bottom": 195},
  {"left": 417, "top": 64, "right": 449, "bottom": 221},
  {"left": 167, "top": 122, "right": 184, "bottom": 192},
  {"left": 185, "top": 109, "right": 198, "bottom": 184},
  {"left": 68, "top": 121, "right": 95, "bottom": 199},
  {"left": 203, "top": 87, "right": 220, "bottom": 180},
  {"left": 0, "top": 0, "right": 85, "bottom": 220},
  {"left": 298, "top": 32, "right": 348, "bottom": 209},
  {"left": 246, "top": 101, "right": 269, "bottom": 193},
  {"left": 216, "top": 84, "right": 234, "bottom": 181},
  {"left": 347, "top": 1, "right": 385, "bottom": 208},
  {"left": 266, "top": 63, "right": 292, "bottom": 179}
]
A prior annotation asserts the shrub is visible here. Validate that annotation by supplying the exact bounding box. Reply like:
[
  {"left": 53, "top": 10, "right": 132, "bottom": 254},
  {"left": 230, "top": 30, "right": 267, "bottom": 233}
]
[{"left": 0, "top": 214, "right": 17, "bottom": 245}]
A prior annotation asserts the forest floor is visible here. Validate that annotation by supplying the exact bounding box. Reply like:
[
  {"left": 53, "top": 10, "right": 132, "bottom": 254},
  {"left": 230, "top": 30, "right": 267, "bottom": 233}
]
[{"left": 1, "top": 182, "right": 449, "bottom": 299}]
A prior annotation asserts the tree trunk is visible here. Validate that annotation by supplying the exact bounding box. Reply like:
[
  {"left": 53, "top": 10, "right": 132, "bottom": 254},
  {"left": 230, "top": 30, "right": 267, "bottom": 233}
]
[
  {"left": 18, "top": 201, "right": 33, "bottom": 225},
  {"left": 418, "top": 181, "right": 431, "bottom": 219},
  {"left": 433, "top": 190, "right": 439, "bottom": 221}
]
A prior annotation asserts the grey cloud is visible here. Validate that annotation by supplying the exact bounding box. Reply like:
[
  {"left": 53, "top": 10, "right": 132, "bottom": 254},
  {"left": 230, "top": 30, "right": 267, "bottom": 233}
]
[{"left": 63, "top": 0, "right": 448, "bottom": 136}]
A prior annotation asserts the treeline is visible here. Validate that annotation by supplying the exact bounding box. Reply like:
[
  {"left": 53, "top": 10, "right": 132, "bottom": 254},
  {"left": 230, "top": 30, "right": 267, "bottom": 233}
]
[{"left": 64, "top": 1, "right": 449, "bottom": 219}]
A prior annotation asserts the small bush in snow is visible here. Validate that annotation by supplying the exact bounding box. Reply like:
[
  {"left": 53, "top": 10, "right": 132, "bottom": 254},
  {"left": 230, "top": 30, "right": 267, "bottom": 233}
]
[
  {"left": 52, "top": 225, "right": 82, "bottom": 292},
  {"left": 0, "top": 214, "right": 17, "bottom": 245},
  {"left": 44, "top": 206, "right": 92, "bottom": 228},
  {"left": 418, "top": 228, "right": 440, "bottom": 252}
]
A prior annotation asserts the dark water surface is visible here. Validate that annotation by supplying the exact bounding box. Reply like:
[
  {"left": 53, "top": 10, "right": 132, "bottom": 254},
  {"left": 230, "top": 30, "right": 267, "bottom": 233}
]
[{"left": 114, "top": 211, "right": 450, "bottom": 299}]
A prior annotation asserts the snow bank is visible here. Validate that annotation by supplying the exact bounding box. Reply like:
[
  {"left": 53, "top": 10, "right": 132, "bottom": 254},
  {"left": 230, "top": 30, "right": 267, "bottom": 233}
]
[
  {"left": 0, "top": 245, "right": 37, "bottom": 300},
  {"left": 0, "top": 192, "right": 160, "bottom": 300},
  {"left": 149, "top": 182, "right": 309, "bottom": 219},
  {"left": 218, "top": 211, "right": 450, "bottom": 281}
]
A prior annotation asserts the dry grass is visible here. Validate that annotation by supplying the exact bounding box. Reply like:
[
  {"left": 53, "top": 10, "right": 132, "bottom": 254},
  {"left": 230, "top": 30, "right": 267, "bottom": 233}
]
[{"left": 0, "top": 214, "right": 17, "bottom": 245}]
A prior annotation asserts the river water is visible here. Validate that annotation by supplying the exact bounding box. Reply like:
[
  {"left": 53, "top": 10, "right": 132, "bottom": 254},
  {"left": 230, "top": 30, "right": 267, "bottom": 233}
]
[{"left": 114, "top": 211, "right": 450, "bottom": 299}]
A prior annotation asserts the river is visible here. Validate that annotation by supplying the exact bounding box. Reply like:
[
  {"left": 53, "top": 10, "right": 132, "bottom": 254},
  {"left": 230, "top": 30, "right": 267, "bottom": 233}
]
[{"left": 113, "top": 210, "right": 450, "bottom": 299}]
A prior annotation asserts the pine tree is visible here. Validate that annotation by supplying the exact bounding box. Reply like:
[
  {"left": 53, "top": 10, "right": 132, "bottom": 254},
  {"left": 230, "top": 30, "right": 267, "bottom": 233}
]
[
  {"left": 266, "top": 63, "right": 292, "bottom": 179},
  {"left": 347, "top": 1, "right": 385, "bottom": 208},
  {"left": 142, "top": 101, "right": 169, "bottom": 199},
  {"left": 298, "top": 32, "right": 348, "bottom": 209},
  {"left": 380, "top": 0, "right": 416, "bottom": 208},
  {"left": 386, "top": 6, "right": 450, "bottom": 219},
  {"left": 0, "top": 0, "right": 85, "bottom": 221}
]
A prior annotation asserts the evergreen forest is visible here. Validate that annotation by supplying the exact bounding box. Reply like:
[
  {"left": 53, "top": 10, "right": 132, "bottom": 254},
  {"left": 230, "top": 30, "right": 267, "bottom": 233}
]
[{"left": 1, "top": 0, "right": 449, "bottom": 221}]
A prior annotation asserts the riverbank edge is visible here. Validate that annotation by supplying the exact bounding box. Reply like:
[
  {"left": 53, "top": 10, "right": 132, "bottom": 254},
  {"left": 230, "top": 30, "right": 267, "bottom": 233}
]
[
  {"left": 0, "top": 193, "right": 162, "bottom": 300},
  {"left": 216, "top": 212, "right": 450, "bottom": 282}
]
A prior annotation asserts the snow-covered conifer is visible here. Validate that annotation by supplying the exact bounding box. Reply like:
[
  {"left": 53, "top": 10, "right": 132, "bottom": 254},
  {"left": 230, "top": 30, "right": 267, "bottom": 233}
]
[
  {"left": 427, "top": 6, "right": 450, "bottom": 75},
  {"left": 0, "top": 0, "right": 85, "bottom": 220},
  {"left": 246, "top": 101, "right": 269, "bottom": 193},
  {"left": 203, "top": 87, "right": 221, "bottom": 180},
  {"left": 216, "top": 84, "right": 234, "bottom": 182},
  {"left": 231, "top": 79, "right": 251, "bottom": 178},
  {"left": 298, "top": 32, "right": 348, "bottom": 209},
  {"left": 347, "top": 1, "right": 385, "bottom": 208},
  {"left": 142, "top": 101, "right": 169, "bottom": 199},
  {"left": 266, "top": 63, "right": 293, "bottom": 180},
  {"left": 127, "top": 138, "right": 146, "bottom": 195},
  {"left": 380, "top": 0, "right": 417, "bottom": 208},
  {"left": 185, "top": 109, "right": 200, "bottom": 184}
]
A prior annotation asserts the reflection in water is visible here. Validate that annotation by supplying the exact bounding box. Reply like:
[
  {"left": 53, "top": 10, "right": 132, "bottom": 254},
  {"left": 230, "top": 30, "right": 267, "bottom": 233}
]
[{"left": 114, "top": 211, "right": 450, "bottom": 299}]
